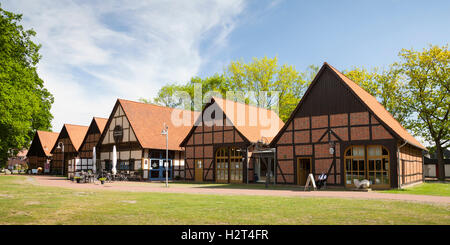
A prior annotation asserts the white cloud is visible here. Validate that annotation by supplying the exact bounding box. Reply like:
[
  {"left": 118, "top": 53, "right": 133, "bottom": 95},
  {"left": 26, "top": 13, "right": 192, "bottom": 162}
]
[{"left": 2, "top": 0, "right": 246, "bottom": 131}]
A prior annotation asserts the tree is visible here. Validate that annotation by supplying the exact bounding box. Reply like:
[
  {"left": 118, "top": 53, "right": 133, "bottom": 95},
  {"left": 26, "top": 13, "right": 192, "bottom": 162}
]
[
  {"left": 224, "top": 56, "right": 308, "bottom": 121},
  {"left": 344, "top": 66, "right": 410, "bottom": 125},
  {"left": 0, "top": 5, "right": 54, "bottom": 167},
  {"left": 396, "top": 45, "right": 449, "bottom": 181},
  {"left": 141, "top": 74, "right": 228, "bottom": 110},
  {"left": 141, "top": 83, "right": 187, "bottom": 108},
  {"left": 144, "top": 57, "right": 310, "bottom": 121}
]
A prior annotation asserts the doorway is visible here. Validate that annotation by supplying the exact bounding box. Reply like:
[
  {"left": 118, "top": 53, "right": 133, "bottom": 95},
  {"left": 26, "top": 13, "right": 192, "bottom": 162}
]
[
  {"left": 297, "top": 157, "right": 311, "bottom": 185},
  {"left": 215, "top": 147, "right": 244, "bottom": 183},
  {"left": 254, "top": 157, "right": 275, "bottom": 183},
  {"left": 195, "top": 160, "right": 203, "bottom": 182}
]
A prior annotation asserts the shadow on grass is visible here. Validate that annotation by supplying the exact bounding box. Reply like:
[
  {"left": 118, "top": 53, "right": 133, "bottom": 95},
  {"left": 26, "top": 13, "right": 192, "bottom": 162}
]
[{"left": 170, "top": 181, "right": 348, "bottom": 192}]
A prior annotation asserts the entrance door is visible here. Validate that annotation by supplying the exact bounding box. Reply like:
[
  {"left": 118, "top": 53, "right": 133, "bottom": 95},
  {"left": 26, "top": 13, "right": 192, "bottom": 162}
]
[
  {"left": 149, "top": 159, "right": 172, "bottom": 181},
  {"left": 216, "top": 147, "right": 229, "bottom": 183},
  {"left": 229, "top": 148, "right": 243, "bottom": 183},
  {"left": 297, "top": 158, "right": 311, "bottom": 185},
  {"left": 215, "top": 147, "right": 243, "bottom": 183},
  {"left": 195, "top": 160, "right": 203, "bottom": 182}
]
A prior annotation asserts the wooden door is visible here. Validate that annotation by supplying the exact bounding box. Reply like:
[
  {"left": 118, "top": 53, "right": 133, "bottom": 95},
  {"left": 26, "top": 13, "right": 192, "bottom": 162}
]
[
  {"left": 195, "top": 160, "right": 203, "bottom": 182},
  {"left": 297, "top": 158, "right": 311, "bottom": 185}
]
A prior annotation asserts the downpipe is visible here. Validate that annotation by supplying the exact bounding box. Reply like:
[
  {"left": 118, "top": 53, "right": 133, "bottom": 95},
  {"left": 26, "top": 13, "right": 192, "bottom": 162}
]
[{"left": 397, "top": 141, "right": 408, "bottom": 189}]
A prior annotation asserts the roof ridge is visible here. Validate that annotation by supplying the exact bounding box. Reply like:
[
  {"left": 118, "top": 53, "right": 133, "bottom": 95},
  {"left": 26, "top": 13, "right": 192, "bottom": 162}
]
[
  {"left": 326, "top": 64, "right": 411, "bottom": 133},
  {"left": 118, "top": 98, "right": 195, "bottom": 113},
  {"left": 37, "top": 130, "right": 59, "bottom": 134},
  {"left": 326, "top": 63, "right": 425, "bottom": 150},
  {"left": 64, "top": 123, "right": 89, "bottom": 128},
  {"left": 211, "top": 96, "right": 279, "bottom": 114}
]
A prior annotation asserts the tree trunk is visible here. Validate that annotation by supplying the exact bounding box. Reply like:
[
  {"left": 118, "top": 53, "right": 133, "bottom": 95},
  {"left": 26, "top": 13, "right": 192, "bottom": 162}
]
[{"left": 436, "top": 143, "right": 446, "bottom": 181}]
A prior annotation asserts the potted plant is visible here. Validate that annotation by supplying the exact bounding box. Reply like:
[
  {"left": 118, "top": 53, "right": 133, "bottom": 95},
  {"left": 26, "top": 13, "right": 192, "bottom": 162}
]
[
  {"left": 74, "top": 176, "right": 81, "bottom": 183},
  {"left": 99, "top": 177, "right": 106, "bottom": 185}
]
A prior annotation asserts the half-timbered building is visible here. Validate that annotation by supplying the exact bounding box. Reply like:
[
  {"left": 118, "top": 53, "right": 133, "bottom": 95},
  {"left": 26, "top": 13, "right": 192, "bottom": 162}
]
[
  {"left": 76, "top": 117, "right": 108, "bottom": 172},
  {"left": 270, "top": 63, "right": 426, "bottom": 189},
  {"left": 180, "top": 97, "right": 284, "bottom": 183},
  {"left": 27, "top": 130, "right": 59, "bottom": 173},
  {"left": 50, "top": 124, "right": 89, "bottom": 176},
  {"left": 97, "top": 99, "right": 197, "bottom": 180}
]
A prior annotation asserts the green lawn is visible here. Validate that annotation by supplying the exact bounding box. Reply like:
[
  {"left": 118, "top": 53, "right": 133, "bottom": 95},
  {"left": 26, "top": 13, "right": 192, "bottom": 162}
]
[
  {"left": 0, "top": 176, "right": 449, "bottom": 225},
  {"left": 379, "top": 183, "right": 450, "bottom": 196}
]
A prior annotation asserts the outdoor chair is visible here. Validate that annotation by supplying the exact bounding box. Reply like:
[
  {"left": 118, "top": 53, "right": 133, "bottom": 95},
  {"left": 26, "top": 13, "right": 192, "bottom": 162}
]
[{"left": 317, "top": 174, "right": 328, "bottom": 190}]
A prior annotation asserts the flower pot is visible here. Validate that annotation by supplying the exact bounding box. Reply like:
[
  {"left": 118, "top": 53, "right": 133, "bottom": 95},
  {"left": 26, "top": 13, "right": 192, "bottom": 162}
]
[{"left": 101, "top": 180, "right": 105, "bottom": 185}]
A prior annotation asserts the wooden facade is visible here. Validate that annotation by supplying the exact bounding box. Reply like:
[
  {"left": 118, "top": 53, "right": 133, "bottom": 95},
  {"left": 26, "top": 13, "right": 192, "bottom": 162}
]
[
  {"left": 180, "top": 97, "right": 283, "bottom": 183},
  {"left": 27, "top": 131, "right": 59, "bottom": 172},
  {"left": 77, "top": 117, "right": 108, "bottom": 172},
  {"left": 97, "top": 99, "right": 190, "bottom": 180},
  {"left": 183, "top": 111, "right": 249, "bottom": 183},
  {"left": 398, "top": 143, "right": 424, "bottom": 185},
  {"left": 98, "top": 101, "right": 145, "bottom": 174},
  {"left": 271, "top": 63, "right": 426, "bottom": 189},
  {"left": 50, "top": 124, "right": 88, "bottom": 175}
]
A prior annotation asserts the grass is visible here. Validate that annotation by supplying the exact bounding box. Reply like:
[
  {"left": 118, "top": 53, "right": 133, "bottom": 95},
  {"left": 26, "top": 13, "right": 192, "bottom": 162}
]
[
  {"left": 379, "top": 183, "right": 450, "bottom": 196},
  {"left": 0, "top": 175, "right": 449, "bottom": 225},
  {"left": 114, "top": 180, "right": 307, "bottom": 191}
]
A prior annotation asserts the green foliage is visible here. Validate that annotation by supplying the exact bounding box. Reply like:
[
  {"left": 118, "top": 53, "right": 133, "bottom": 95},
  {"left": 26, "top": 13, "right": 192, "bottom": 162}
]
[
  {"left": 224, "top": 56, "right": 308, "bottom": 121},
  {"left": 396, "top": 45, "right": 449, "bottom": 145},
  {"left": 140, "top": 74, "right": 228, "bottom": 110},
  {"left": 0, "top": 5, "right": 54, "bottom": 167},
  {"left": 396, "top": 45, "right": 449, "bottom": 180},
  {"left": 344, "top": 66, "right": 410, "bottom": 125},
  {"left": 144, "top": 57, "right": 313, "bottom": 121}
]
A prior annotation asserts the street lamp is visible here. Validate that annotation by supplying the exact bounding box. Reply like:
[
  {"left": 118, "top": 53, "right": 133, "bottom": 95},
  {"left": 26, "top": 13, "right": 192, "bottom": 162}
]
[
  {"left": 56, "top": 142, "right": 64, "bottom": 177},
  {"left": 161, "top": 123, "right": 169, "bottom": 188}
]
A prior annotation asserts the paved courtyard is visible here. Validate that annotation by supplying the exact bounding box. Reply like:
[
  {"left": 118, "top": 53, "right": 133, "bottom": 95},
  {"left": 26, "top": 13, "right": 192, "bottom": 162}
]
[{"left": 29, "top": 175, "right": 450, "bottom": 204}]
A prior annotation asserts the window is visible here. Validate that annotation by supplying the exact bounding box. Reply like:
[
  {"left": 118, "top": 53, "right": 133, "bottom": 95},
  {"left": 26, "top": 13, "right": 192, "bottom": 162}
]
[
  {"left": 216, "top": 148, "right": 229, "bottom": 182},
  {"left": 367, "top": 145, "right": 389, "bottom": 185},
  {"left": 105, "top": 160, "right": 112, "bottom": 171},
  {"left": 345, "top": 146, "right": 365, "bottom": 185},
  {"left": 344, "top": 145, "right": 389, "bottom": 187},
  {"left": 215, "top": 147, "right": 243, "bottom": 183},
  {"left": 119, "top": 161, "right": 129, "bottom": 170}
]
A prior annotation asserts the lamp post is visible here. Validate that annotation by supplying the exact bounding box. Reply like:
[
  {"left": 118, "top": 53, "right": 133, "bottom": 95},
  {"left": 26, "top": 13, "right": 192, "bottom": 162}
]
[
  {"left": 161, "top": 123, "right": 169, "bottom": 188},
  {"left": 56, "top": 142, "right": 64, "bottom": 177}
]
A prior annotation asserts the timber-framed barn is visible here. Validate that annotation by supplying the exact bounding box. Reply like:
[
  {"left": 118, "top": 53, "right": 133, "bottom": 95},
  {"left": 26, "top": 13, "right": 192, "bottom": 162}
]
[
  {"left": 27, "top": 130, "right": 59, "bottom": 173},
  {"left": 180, "top": 97, "right": 284, "bottom": 184},
  {"left": 270, "top": 63, "right": 426, "bottom": 189},
  {"left": 96, "top": 99, "right": 197, "bottom": 180},
  {"left": 65, "top": 117, "right": 108, "bottom": 178},
  {"left": 50, "top": 124, "right": 89, "bottom": 175}
]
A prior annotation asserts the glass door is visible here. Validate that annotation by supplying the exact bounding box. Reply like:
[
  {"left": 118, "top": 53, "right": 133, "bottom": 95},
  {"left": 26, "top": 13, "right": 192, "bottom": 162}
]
[{"left": 216, "top": 148, "right": 228, "bottom": 183}]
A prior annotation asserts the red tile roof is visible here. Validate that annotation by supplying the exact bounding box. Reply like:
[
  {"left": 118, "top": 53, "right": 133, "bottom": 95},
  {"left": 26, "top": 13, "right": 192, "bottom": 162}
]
[
  {"left": 326, "top": 63, "right": 426, "bottom": 150},
  {"left": 36, "top": 131, "right": 59, "bottom": 156},
  {"left": 94, "top": 117, "right": 108, "bottom": 133},
  {"left": 212, "top": 97, "right": 284, "bottom": 143},
  {"left": 78, "top": 117, "right": 108, "bottom": 151},
  {"left": 118, "top": 99, "right": 200, "bottom": 151},
  {"left": 181, "top": 97, "right": 284, "bottom": 146},
  {"left": 63, "top": 124, "right": 89, "bottom": 151},
  {"left": 16, "top": 149, "right": 28, "bottom": 157}
]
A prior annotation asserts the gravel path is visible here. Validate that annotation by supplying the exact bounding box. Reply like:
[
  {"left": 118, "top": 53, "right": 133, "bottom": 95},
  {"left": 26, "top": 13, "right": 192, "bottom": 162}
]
[{"left": 31, "top": 175, "right": 450, "bottom": 205}]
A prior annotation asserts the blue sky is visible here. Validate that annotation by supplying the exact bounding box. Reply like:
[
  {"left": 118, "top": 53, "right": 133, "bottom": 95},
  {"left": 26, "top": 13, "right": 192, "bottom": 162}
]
[
  {"left": 2, "top": 0, "right": 449, "bottom": 132},
  {"left": 200, "top": 0, "right": 450, "bottom": 76}
]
